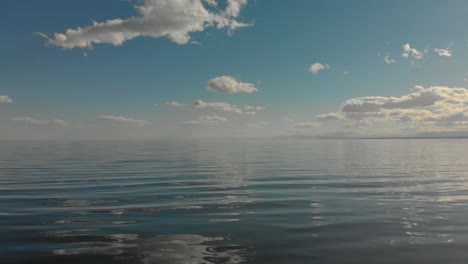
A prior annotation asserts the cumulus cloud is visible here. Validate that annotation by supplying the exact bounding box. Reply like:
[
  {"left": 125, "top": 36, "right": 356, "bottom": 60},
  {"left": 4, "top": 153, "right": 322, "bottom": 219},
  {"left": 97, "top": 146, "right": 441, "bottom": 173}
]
[
  {"left": 0, "top": 95, "right": 12, "bottom": 104},
  {"left": 295, "top": 122, "right": 320, "bottom": 129},
  {"left": 384, "top": 53, "right": 396, "bottom": 64},
  {"left": 402, "top": 43, "right": 424, "bottom": 60},
  {"left": 165, "top": 101, "right": 185, "bottom": 107},
  {"left": 317, "top": 86, "right": 468, "bottom": 132},
  {"left": 309, "top": 63, "right": 330, "bottom": 74},
  {"left": 192, "top": 100, "right": 264, "bottom": 115},
  {"left": 183, "top": 115, "right": 227, "bottom": 125},
  {"left": 38, "top": 0, "right": 252, "bottom": 50},
  {"left": 434, "top": 48, "right": 452, "bottom": 57},
  {"left": 341, "top": 89, "right": 445, "bottom": 113},
  {"left": 225, "top": 0, "right": 248, "bottom": 17},
  {"left": 98, "top": 115, "right": 152, "bottom": 126},
  {"left": 10, "top": 117, "right": 67, "bottom": 126},
  {"left": 207, "top": 75, "right": 258, "bottom": 94}
]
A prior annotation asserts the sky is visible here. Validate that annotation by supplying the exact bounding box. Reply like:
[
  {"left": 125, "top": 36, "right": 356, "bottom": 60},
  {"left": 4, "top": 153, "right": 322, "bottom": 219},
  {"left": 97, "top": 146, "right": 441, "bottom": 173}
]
[{"left": 1, "top": 0, "right": 468, "bottom": 139}]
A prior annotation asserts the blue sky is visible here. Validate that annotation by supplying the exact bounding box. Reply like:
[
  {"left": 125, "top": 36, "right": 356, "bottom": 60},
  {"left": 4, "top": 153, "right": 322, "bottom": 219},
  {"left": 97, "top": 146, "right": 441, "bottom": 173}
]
[{"left": 1, "top": 0, "right": 468, "bottom": 139}]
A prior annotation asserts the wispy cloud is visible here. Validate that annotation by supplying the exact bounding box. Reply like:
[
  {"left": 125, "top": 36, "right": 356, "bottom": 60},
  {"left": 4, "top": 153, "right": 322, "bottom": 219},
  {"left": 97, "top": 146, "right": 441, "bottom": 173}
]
[
  {"left": 309, "top": 63, "right": 330, "bottom": 74},
  {"left": 316, "top": 112, "right": 345, "bottom": 121},
  {"left": 434, "top": 48, "right": 452, "bottom": 57},
  {"left": 182, "top": 115, "right": 227, "bottom": 125},
  {"left": 295, "top": 122, "right": 320, "bottom": 129},
  {"left": 98, "top": 115, "right": 152, "bottom": 126},
  {"left": 37, "top": 0, "right": 252, "bottom": 50},
  {"left": 0, "top": 95, "right": 12, "bottom": 104},
  {"left": 192, "top": 100, "right": 264, "bottom": 115},
  {"left": 10, "top": 117, "right": 67, "bottom": 126},
  {"left": 165, "top": 101, "right": 185, "bottom": 107},
  {"left": 243, "top": 105, "right": 266, "bottom": 111},
  {"left": 207, "top": 75, "right": 258, "bottom": 94},
  {"left": 384, "top": 53, "right": 396, "bottom": 64}
]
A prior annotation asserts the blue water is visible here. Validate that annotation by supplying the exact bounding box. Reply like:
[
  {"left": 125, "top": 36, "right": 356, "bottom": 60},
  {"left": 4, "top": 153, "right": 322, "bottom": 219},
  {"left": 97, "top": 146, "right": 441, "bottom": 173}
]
[{"left": 1, "top": 139, "right": 468, "bottom": 263}]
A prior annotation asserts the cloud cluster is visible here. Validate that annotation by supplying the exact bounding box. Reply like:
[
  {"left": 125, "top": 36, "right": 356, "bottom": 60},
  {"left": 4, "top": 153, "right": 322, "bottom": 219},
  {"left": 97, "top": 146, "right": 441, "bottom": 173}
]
[
  {"left": 387, "top": 43, "right": 453, "bottom": 65},
  {"left": 402, "top": 44, "right": 424, "bottom": 60},
  {"left": 183, "top": 115, "right": 227, "bottom": 125},
  {"left": 434, "top": 48, "right": 452, "bottom": 57},
  {"left": 38, "top": 0, "right": 252, "bottom": 49},
  {"left": 340, "top": 89, "right": 444, "bottom": 113},
  {"left": 309, "top": 63, "right": 330, "bottom": 74},
  {"left": 11, "top": 117, "right": 67, "bottom": 126},
  {"left": 0, "top": 95, "right": 12, "bottom": 104},
  {"left": 98, "top": 115, "right": 152, "bottom": 126},
  {"left": 316, "top": 86, "right": 468, "bottom": 131},
  {"left": 192, "top": 100, "right": 264, "bottom": 115},
  {"left": 207, "top": 75, "right": 257, "bottom": 94}
]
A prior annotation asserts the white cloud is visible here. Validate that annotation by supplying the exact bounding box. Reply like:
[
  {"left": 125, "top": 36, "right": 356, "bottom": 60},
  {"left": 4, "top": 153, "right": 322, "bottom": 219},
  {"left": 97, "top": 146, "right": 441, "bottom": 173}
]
[
  {"left": 183, "top": 115, "right": 227, "bottom": 125},
  {"left": 309, "top": 63, "right": 330, "bottom": 74},
  {"left": 384, "top": 53, "right": 396, "bottom": 64},
  {"left": 316, "top": 112, "right": 345, "bottom": 121},
  {"left": 344, "top": 71, "right": 351, "bottom": 75},
  {"left": 38, "top": 0, "right": 252, "bottom": 50},
  {"left": 295, "top": 122, "right": 320, "bottom": 129},
  {"left": 98, "top": 115, "right": 152, "bottom": 126},
  {"left": 10, "top": 117, "right": 67, "bottom": 126},
  {"left": 317, "top": 86, "right": 468, "bottom": 131},
  {"left": 204, "top": 0, "right": 218, "bottom": 7},
  {"left": 190, "top": 40, "right": 202, "bottom": 45},
  {"left": 243, "top": 105, "right": 266, "bottom": 111},
  {"left": 413, "top": 85, "right": 425, "bottom": 91},
  {"left": 340, "top": 88, "right": 450, "bottom": 113},
  {"left": 192, "top": 100, "right": 264, "bottom": 115},
  {"left": 0, "top": 95, "right": 12, "bottom": 104},
  {"left": 165, "top": 101, "right": 185, "bottom": 107},
  {"left": 402, "top": 43, "right": 424, "bottom": 60},
  {"left": 207, "top": 75, "right": 258, "bottom": 94},
  {"left": 434, "top": 48, "right": 452, "bottom": 57},
  {"left": 225, "top": 0, "right": 248, "bottom": 17},
  {"left": 283, "top": 117, "right": 294, "bottom": 122}
]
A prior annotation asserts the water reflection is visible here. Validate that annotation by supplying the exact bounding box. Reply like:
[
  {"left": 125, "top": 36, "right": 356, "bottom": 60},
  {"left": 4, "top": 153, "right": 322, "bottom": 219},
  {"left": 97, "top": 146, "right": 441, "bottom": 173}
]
[
  {"left": 2, "top": 140, "right": 468, "bottom": 264},
  {"left": 51, "top": 233, "right": 247, "bottom": 264}
]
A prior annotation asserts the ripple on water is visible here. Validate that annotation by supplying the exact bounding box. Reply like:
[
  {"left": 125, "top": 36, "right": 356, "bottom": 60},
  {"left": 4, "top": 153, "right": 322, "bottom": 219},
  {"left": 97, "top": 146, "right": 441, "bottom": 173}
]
[{"left": 2, "top": 140, "right": 468, "bottom": 264}]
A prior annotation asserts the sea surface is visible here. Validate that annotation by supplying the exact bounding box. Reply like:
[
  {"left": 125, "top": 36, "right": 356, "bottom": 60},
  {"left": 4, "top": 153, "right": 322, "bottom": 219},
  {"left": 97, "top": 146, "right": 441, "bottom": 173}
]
[{"left": 1, "top": 139, "right": 468, "bottom": 264}]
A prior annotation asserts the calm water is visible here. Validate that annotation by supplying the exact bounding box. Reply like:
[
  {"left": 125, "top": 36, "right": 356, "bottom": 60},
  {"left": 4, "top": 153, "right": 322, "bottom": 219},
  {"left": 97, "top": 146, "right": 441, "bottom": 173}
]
[{"left": 1, "top": 139, "right": 468, "bottom": 264}]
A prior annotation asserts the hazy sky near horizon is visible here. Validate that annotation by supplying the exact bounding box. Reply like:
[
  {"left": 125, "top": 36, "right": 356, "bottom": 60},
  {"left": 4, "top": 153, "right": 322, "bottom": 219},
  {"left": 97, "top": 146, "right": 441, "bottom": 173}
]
[{"left": 1, "top": 0, "right": 468, "bottom": 139}]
